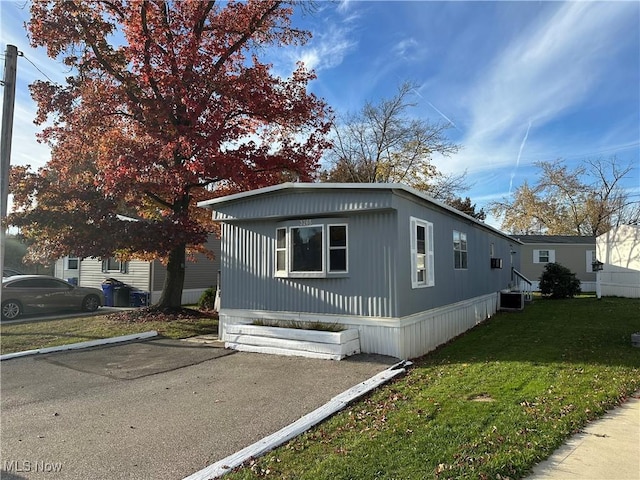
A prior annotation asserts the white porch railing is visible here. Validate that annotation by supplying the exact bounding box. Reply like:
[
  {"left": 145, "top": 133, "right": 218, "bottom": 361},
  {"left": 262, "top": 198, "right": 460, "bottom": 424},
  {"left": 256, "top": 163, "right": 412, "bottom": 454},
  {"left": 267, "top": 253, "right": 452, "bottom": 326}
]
[{"left": 513, "top": 269, "right": 533, "bottom": 302}]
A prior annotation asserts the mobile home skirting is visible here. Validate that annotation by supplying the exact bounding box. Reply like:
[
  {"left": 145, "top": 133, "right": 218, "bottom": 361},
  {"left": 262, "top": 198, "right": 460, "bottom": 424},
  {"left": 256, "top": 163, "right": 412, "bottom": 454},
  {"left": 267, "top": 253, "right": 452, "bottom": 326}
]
[{"left": 219, "top": 292, "right": 498, "bottom": 359}]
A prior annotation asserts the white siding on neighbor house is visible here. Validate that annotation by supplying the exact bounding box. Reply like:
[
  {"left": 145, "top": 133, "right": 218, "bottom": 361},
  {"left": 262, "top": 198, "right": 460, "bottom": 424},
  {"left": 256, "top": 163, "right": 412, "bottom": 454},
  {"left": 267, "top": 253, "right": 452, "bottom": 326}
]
[
  {"left": 597, "top": 225, "right": 640, "bottom": 298},
  {"left": 76, "top": 258, "right": 152, "bottom": 291}
]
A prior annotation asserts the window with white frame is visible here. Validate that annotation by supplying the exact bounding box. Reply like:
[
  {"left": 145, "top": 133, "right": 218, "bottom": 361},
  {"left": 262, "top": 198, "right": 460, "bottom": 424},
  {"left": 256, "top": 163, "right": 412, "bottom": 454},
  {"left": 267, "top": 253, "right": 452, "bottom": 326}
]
[
  {"left": 586, "top": 250, "right": 596, "bottom": 272},
  {"left": 66, "top": 256, "right": 79, "bottom": 270},
  {"left": 276, "top": 228, "right": 287, "bottom": 273},
  {"left": 102, "top": 257, "right": 129, "bottom": 273},
  {"left": 275, "top": 222, "right": 348, "bottom": 277},
  {"left": 453, "top": 230, "right": 468, "bottom": 269},
  {"left": 328, "top": 225, "right": 348, "bottom": 272},
  {"left": 410, "top": 217, "right": 434, "bottom": 288},
  {"left": 533, "top": 249, "right": 555, "bottom": 264}
]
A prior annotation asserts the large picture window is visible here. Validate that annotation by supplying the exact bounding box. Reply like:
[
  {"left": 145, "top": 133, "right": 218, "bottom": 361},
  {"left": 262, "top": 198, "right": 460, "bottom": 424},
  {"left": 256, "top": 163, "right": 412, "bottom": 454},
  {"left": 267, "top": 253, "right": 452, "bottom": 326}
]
[
  {"left": 291, "top": 225, "right": 323, "bottom": 272},
  {"left": 275, "top": 222, "right": 348, "bottom": 277},
  {"left": 410, "top": 217, "right": 434, "bottom": 288},
  {"left": 453, "top": 230, "right": 468, "bottom": 269}
]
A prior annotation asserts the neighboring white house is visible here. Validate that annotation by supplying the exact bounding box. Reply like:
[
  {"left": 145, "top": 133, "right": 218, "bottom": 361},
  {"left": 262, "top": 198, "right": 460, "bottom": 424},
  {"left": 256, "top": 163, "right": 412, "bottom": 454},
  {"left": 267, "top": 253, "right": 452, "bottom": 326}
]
[
  {"left": 54, "top": 236, "right": 221, "bottom": 305},
  {"left": 596, "top": 224, "right": 640, "bottom": 298}
]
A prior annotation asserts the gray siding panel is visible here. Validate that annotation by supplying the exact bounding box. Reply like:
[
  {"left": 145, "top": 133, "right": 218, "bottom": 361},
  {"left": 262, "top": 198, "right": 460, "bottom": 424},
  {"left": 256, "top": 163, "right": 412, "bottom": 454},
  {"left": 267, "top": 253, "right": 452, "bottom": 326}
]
[
  {"left": 395, "top": 199, "right": 516, "bottom": 317},
  {"left": 221, "top": 211, "right": 398, "bottom": 317},
  {"left": 213, "top": 189, "right": 394, "bottom": 221}
]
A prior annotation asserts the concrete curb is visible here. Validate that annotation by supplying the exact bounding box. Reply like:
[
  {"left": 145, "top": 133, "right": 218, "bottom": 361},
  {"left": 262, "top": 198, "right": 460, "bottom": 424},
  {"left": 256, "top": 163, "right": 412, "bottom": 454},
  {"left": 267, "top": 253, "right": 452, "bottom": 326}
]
[
  {"left": 183, "top": 360, "right": 412, "bottom": 480},
  {"left": 0, "top": 330, "right": 159, "bottom": 361}
]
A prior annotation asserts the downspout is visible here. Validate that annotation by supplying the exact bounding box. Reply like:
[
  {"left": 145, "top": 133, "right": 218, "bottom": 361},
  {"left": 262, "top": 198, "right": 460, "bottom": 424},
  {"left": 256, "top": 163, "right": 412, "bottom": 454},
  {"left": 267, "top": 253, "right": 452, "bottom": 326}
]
[{"left": 149, "top": 260, "right": 154, "bottom": 304}]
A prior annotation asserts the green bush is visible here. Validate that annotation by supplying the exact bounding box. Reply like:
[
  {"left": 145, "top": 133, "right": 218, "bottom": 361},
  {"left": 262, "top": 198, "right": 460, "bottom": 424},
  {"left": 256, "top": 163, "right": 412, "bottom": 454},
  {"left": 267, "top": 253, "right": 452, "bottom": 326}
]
[
  {"left": 198, "top": 286, "right": 217, "bottom": 311},
  {"left": 539, "top": 262, "right": 581, "bottom": 298}
]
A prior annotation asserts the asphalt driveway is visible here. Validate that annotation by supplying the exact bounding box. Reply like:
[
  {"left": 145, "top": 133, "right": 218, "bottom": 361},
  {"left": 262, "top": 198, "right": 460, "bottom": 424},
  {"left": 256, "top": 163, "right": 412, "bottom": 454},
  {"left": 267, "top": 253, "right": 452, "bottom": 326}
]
[{"left": 1, "top": 339, "right": 398, "bottom": 479}]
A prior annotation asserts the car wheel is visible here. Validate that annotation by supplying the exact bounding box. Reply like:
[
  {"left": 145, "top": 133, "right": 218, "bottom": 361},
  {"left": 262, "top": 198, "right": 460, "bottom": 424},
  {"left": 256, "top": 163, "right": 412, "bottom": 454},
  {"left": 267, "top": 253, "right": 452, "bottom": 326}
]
[
  {"left": 1, "top": 300, "right": 22, "bottom": 321},
  {"left": 82, "top": 295, "right": 101, "bottom": 312}
]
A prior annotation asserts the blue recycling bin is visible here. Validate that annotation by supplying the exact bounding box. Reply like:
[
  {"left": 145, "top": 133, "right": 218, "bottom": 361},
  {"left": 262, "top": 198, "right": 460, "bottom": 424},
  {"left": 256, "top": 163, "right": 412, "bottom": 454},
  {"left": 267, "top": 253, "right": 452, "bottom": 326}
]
[
  {"left": 102, "top": 284, "right": 114, "bottom": 307},
  {"left": 129, "top": 291, "right": 150, "bottom": 307}
]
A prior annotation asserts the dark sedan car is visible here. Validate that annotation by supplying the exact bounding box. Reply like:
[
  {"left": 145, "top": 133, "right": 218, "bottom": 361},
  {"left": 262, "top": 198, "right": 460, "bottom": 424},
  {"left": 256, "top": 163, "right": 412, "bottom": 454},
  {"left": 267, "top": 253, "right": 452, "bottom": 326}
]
[{"left": 1, "top": 275, "right": 105, "bottom": 321}]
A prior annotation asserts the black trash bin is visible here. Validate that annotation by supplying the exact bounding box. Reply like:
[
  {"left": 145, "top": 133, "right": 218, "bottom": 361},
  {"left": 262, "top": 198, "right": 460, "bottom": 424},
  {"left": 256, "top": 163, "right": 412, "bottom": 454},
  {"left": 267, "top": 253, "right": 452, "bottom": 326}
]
[
  {"left": 113, "top": 285, "right": 133, "bottom": 307},
  {"left": 102, "top": 278, "right": 124, "bottom": 307}
]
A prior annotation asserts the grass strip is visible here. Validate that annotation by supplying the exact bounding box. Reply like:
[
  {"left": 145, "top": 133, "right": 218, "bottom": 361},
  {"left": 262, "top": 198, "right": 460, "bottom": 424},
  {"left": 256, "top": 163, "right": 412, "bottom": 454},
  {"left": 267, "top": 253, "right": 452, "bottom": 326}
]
[
  {"left": 0, "top": 312, "right": 218, "bottom": 354},
  {"left": 225, "top": 296, "right": 640, "bottom": 480}
]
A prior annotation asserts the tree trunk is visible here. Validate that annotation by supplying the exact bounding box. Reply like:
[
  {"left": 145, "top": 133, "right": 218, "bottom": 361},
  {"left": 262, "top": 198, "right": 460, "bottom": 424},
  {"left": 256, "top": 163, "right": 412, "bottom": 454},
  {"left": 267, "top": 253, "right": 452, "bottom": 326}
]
[{"left": 156, "top": 243, "right": 186, "bottom": 310}]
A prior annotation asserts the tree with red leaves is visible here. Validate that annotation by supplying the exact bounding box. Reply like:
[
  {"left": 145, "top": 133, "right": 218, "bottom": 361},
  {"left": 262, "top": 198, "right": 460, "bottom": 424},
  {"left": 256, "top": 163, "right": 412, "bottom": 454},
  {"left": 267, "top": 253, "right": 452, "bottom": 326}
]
[{"left": 10, "top": 0, "right": 331, "bottom": 309}]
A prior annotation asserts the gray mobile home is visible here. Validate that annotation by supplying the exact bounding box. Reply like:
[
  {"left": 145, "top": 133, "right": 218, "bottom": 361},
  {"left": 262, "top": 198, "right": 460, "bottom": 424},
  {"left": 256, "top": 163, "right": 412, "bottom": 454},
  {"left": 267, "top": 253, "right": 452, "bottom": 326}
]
[{"left": 200, "top": 183, "right": 521, "bottom": 359}]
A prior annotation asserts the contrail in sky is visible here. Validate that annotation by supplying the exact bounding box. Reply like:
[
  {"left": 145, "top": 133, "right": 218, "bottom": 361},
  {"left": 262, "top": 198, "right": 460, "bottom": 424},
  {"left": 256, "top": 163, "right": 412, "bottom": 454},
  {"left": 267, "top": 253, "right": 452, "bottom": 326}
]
[
  {"left": 427, "top": 101, "right": 459, "bottom": 130},
  {"left": 406, "top": 83, "right": 460, "bottom": 130},
  {"left": 509, "top": 120, "right": 532, "bottom": 195}
]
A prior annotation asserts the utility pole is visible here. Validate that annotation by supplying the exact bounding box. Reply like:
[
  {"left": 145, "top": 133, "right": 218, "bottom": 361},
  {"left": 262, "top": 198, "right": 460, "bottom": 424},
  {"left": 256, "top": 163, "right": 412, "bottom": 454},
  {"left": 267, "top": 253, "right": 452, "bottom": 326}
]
[{"left": 1, "top": 44, "right": 18, "bottom": 297}]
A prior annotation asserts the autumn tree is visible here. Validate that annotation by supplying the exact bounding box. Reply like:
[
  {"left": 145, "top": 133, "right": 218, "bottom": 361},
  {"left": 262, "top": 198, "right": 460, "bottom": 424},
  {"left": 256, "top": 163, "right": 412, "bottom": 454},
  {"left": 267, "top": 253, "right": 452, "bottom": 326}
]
[
  {"left": 321, "top": 82, "right": 465, "bottom": 199},
  {"left": 9, "top": 0, "right": 331, "bottom": 310},
  {"left": 490, "top": 156, "right": 639, "bottom": 236},
  {"left": 447, "top": 196, "right": 486, "bottom": 221}
]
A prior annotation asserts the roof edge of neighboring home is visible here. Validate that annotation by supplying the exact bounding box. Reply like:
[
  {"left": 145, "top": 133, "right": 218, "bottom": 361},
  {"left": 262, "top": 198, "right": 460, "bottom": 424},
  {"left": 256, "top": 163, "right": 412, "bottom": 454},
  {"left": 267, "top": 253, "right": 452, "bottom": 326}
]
[
  {"left": 515, "top": 235, "right": 596, "bottom": 245},
  {"left": 198, "top": 182, "right": 522, "bottom": 244}
]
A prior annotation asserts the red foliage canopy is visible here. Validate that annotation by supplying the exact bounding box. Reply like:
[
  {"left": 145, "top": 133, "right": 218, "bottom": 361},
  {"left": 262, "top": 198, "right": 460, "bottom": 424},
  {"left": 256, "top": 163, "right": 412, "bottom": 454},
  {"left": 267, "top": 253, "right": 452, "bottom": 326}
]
[{"left": 11, "top": 0, "right": 331, "bottom": 265}]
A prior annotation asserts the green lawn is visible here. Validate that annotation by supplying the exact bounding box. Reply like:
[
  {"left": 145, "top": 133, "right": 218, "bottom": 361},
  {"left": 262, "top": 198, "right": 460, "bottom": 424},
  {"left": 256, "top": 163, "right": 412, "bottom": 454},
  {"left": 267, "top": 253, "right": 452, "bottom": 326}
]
[
  {"left": 225, "top": 296, "right": 640, "bottom": 480},
  {"left": 0, "top": 312, "right": 218, "bottom": 354}
]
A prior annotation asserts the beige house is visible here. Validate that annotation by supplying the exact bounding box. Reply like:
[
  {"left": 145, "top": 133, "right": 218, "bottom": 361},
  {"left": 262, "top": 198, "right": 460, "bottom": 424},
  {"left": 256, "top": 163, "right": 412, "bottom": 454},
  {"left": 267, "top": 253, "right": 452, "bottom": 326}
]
[
  {"left": 596, "top": 225, "right": 640, "bottom": 298},
  {"left": 514, "top": 235, "right": 597, "bottom": 292},
  {"left": 54, "top": 236, "right": 220, "bottom": 305}
]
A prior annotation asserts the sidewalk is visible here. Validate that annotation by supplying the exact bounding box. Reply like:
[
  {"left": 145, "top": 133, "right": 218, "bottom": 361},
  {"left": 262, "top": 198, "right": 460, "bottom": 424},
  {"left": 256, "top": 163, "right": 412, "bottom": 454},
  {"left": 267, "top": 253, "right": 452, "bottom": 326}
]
[{"left": 527, "top": 392, "right": 640, "bottom": 479}]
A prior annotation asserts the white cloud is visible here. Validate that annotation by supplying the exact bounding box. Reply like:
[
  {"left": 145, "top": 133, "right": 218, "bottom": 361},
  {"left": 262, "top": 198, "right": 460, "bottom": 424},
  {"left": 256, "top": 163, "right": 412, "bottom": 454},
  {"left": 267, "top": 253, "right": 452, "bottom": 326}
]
[
  {"left": 449, "top": 2, "right": 637, "bottom": 175},
  {"left": 291, "top": 23, "right": 358, "bottom": 73}
]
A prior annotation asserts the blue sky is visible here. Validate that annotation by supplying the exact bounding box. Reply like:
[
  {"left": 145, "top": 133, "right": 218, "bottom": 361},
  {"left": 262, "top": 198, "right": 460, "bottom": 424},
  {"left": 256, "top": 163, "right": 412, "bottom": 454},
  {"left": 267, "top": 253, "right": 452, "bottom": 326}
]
[{"left": 1, "top": 1, "right": 639, "bottom": 227}]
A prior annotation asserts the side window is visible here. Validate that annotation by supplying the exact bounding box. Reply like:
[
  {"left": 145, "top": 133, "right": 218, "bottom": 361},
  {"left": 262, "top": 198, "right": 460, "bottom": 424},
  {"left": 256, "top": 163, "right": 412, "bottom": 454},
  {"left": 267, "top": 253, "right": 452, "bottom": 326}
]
[
  {"left": 534, "top": 249, "right": 555, "bottom": 264},
  {"left": 66, "top": 257, "right": 79, "bottom": 270},
  {"left": 586, "top": 250, "right": 596, "bottom": 272},
  {"left": 276, "top": 228, "right": 287, "bottom": 273},
  {"left": 102, "top": 258, "right": 129, "bottom": 273},
  {"left": 453, "top": 230, "right": 468, "bottom": 269},
  {"left": 328, "top": 225, "right": 348, "bottom": 272},
  {"left": 410, "top": 217, "right": 434, "bottom": 288}
]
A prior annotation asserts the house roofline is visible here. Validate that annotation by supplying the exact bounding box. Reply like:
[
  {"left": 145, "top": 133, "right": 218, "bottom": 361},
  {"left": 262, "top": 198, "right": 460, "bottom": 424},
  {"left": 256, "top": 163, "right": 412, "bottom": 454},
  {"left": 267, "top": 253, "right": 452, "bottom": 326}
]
[{"left": 198, "top": 182, "right": 522, "bottom": 245}]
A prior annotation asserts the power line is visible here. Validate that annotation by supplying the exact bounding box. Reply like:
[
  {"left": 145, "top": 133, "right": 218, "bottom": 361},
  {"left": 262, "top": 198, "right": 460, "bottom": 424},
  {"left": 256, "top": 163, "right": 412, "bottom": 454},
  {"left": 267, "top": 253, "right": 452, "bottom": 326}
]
[{"left": 20, "top": 53, "right": 57, "bottom": 83}]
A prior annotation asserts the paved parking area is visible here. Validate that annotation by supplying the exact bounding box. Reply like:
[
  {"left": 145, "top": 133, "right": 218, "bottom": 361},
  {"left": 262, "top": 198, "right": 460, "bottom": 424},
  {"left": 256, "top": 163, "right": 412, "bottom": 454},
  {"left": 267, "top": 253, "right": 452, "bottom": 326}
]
[{"left": 1, "top": 339, "right": 398, "bottom": 479}]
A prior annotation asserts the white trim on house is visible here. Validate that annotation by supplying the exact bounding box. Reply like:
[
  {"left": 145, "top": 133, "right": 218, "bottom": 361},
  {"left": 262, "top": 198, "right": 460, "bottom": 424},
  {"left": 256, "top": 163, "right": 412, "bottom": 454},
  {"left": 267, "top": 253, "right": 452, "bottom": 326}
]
[
  {"left": 410, "top": 217, "right": 435, "bottom": 288},
  {"left": 218, "top": 292, "right": 498, "bottom": 359}
]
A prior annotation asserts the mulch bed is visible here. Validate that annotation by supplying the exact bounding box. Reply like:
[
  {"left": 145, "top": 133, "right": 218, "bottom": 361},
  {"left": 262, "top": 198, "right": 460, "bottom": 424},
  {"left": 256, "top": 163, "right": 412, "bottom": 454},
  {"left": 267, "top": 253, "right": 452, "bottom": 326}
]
[{"left": 104, "top": 307, "right": 215, "bottom": 323}]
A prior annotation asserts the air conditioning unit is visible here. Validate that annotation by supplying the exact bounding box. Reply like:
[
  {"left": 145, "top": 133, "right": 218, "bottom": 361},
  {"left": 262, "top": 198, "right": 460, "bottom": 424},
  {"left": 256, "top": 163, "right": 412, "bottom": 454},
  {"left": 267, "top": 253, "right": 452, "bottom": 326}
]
[
  {"left": 490, "top": 258, "right": 503, "bottom": 269},
  {"left": 499, "top": 291, "right": 524, "bottom": 311}
]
